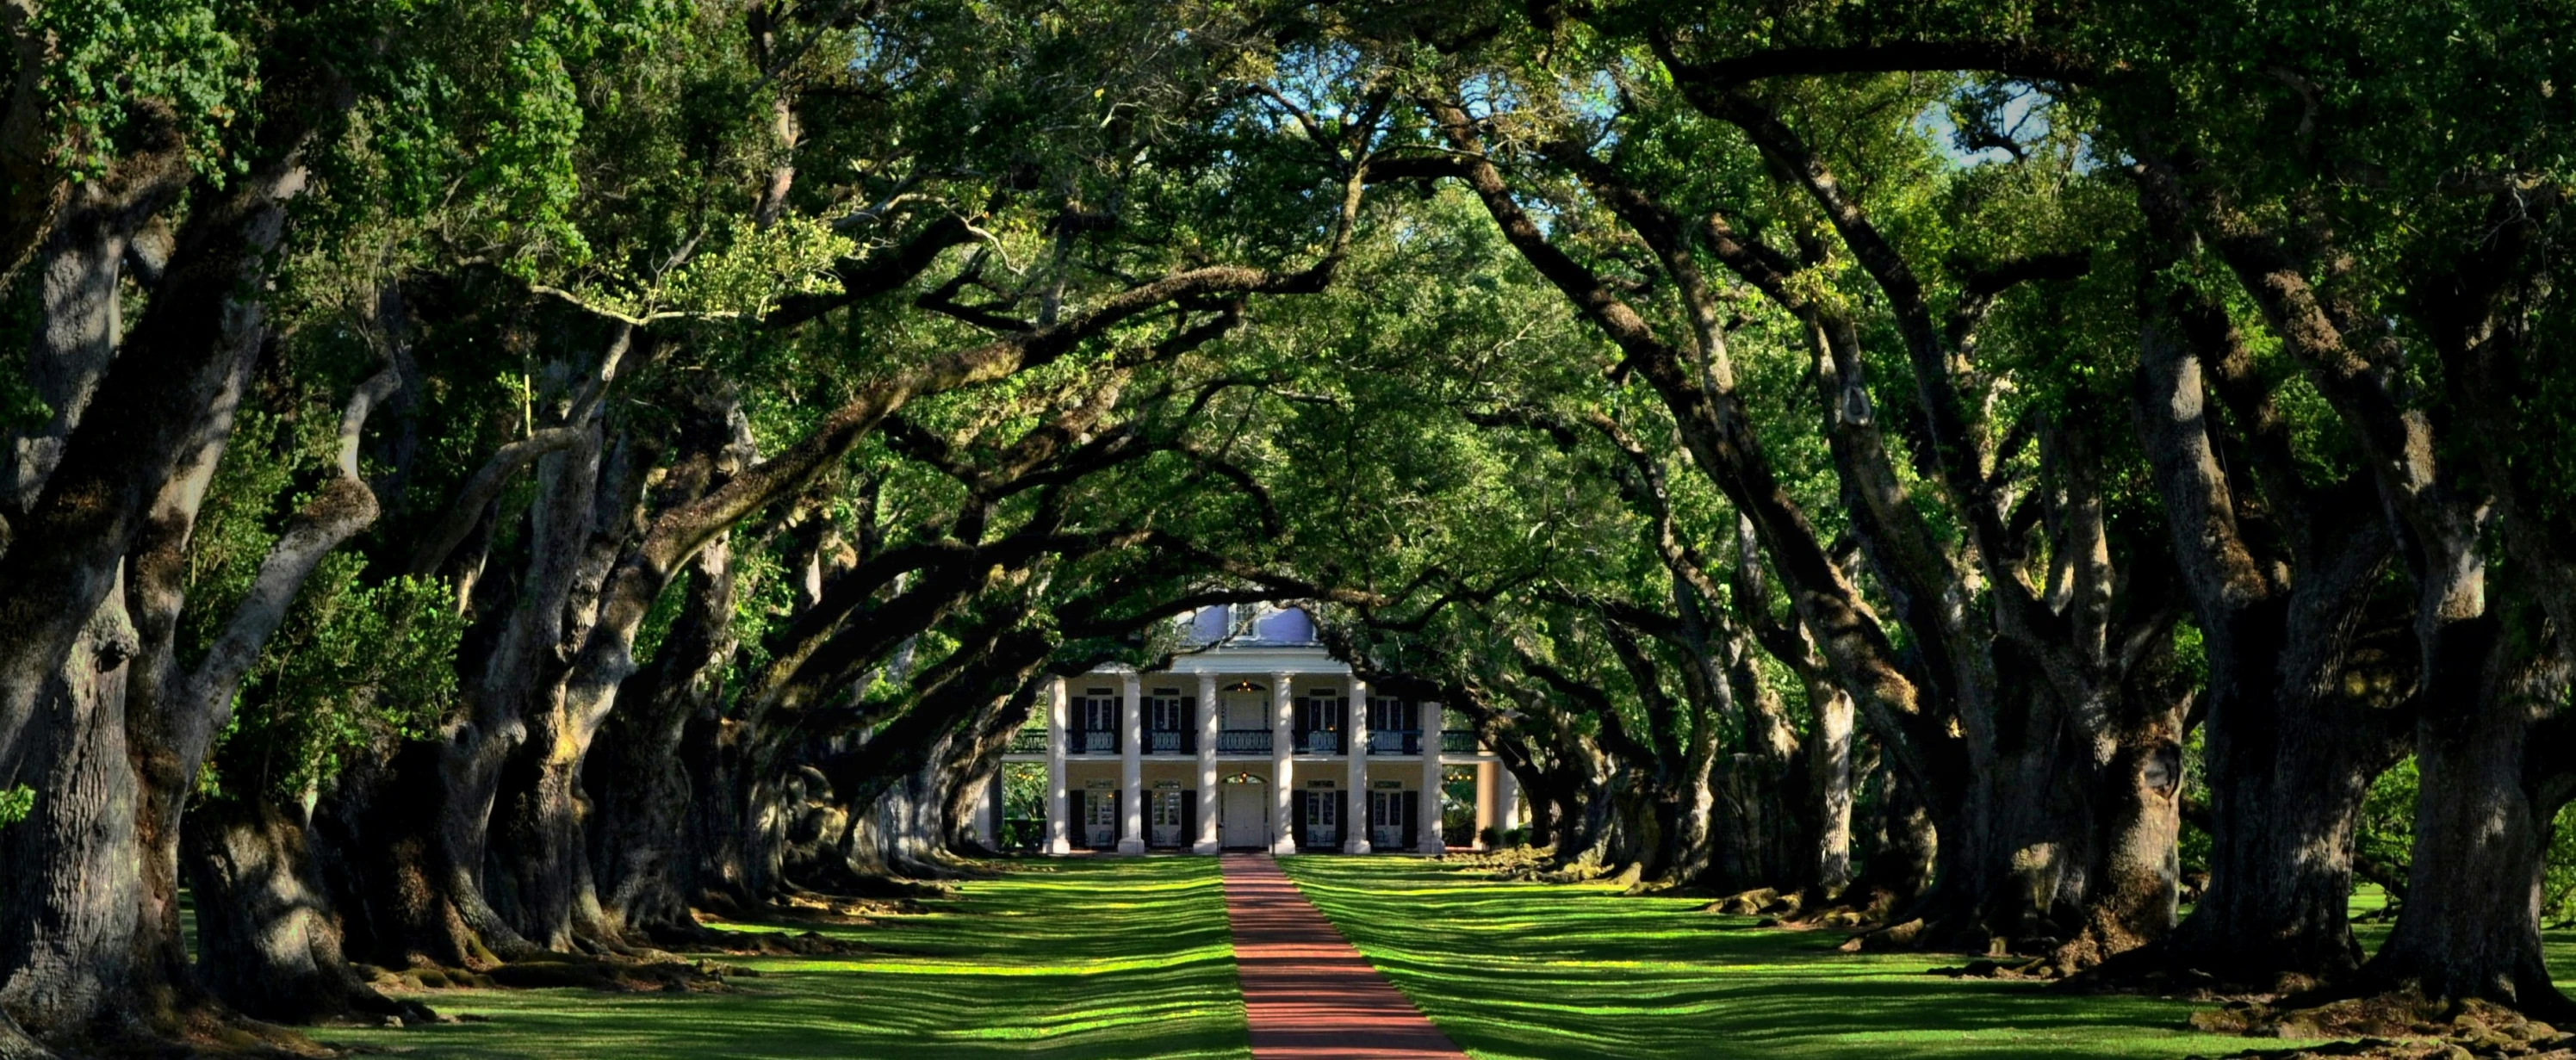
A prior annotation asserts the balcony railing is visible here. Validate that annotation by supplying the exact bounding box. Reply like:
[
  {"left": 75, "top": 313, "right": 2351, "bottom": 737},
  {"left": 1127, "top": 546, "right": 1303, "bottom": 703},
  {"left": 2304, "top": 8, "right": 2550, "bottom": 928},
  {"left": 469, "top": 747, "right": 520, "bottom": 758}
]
[
  {"left": 1145, "top": 730, "right": 1195, "bottom": 755},
  {"left": 1440, "top": 730, "right": 1477, "bottom": 753},
  {"left": 1295, "top": 730, "right": 1346, "bottom": 755},
  {"left": 1216, "top": 729, "right": 1271, "bottom": 754},
  {"left": 1366, "top": 730, "right": 1423, "bottom": 755},
  {"left": 1009, "top": 730, "right": 1046, "bottom": 754},
  {"left": 1072, "top": 730, "right": 1118, "bottom": 754}
]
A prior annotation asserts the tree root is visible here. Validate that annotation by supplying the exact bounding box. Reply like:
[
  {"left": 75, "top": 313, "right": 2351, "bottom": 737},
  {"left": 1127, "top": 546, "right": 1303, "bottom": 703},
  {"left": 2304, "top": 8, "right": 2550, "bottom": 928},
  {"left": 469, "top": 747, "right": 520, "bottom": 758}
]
[
  {"left": 0, "top": 1011, "right": 46, "bottom": 1060},
  {"left": 158, "top": 1005, "right": 342, "bottom": 1058},
  {"left": 2180, "top": 989, "right": 2576, "bottom": 1059},
  {"left": 785, "top": 868, "right": 956, "bottom": 902},
  {"left": 1553, "top": 861, "right": 1640, "bottom": 888},
  {"left": 1432, "top": 845, "right": 1554, "bottom": 876},
  {"left": 1701, "top": 885, "right": 1902, "bottom": 932},
  {"left": 762, "top": 888, "right": 928, "bottom": 922},
  {"left": 2060, "top": 940, "right": 2333, "bottom": 999},
  {"left": 356, "top": 951, "right": 743, "bottom": 997},
  {"left": 33, "top": 998, "right": 343, "bottom": 1059},
  {"left": 1920, "top": 921, "right": 2167, "bottom": 982}
]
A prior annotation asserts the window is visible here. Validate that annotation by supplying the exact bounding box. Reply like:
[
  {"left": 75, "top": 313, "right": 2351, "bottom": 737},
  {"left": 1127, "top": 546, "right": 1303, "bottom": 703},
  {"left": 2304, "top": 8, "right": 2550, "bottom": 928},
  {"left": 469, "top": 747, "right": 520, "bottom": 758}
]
[
  {"left": 1153, "top": 793, "right": 1182, "bottom": 828},
  {"left": 1078, "top": 690, "right": 1120, "bottom": 753},
  {"left": 1082, "top": 691, "right": 1118, "bottom": 731},
  {"left": 1295, "top": 692, "right": 1345, "bottom": 731},
  {"left": 1368, "top": 696, "right": 1417, "bottom": 732},
  {"left": 1369, "top": 790, "right": 1403, "bottom": 828},
  {"left": 1086, "top": 795, "right": 1117, "bottom": 828},
  {"left": 1147, "top": 690, "right": 1188, "bottom": 731}
]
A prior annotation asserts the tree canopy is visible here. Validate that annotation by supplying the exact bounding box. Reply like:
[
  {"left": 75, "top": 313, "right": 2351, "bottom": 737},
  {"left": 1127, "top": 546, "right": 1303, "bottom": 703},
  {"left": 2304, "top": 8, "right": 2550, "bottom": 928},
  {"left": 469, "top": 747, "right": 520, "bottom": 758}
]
[{"left": 2, "top": 0, "right": 2573, "bottom": 1053}]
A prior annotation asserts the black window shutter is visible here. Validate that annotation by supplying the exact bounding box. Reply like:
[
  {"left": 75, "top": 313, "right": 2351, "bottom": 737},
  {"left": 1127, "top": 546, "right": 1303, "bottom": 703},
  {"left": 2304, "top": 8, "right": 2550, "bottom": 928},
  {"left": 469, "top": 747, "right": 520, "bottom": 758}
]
[
  {"left": 1182, "top": 790, "right": 1198, "bottom": 846},
  {"left": 1291, "top": 792, "right": 1310, "bottom": 849},
  {"left": 1403, "top": 790, "right": 1420, "bottom": 849},
  {"left": 1070, "top": 790, "right": 1085, "bottom": 847}
]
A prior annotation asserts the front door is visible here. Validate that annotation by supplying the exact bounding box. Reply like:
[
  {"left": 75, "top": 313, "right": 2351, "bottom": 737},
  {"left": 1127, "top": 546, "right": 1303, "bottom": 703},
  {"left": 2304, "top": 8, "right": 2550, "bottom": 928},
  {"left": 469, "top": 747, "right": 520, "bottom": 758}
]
[
  {"left": 1150, "top": 790, "right": 1184, "bottom": 846},
  {"left": 1220, "top": 781, "right": 1266, "bottom": 847},
  {"left": 1369, "top": 790, "right": 1413, "bottom": 849},
  {"left": 1083, "top": 790, "right": 1118, "bottom": 848},
  {"left": 1223, "top": 691, "right": 1266, "bottom": 730},
  {"left": 1300, "top": 789, "right": 1339, "bottom": 847}
]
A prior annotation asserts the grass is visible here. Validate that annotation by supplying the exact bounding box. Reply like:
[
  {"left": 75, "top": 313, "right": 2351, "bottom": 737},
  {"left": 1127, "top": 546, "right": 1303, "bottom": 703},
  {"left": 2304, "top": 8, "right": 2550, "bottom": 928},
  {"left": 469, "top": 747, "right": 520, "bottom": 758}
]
[
  {"left": 1277, "top": 855, "right": 2335, "bottom": 1060},
  {"left": 315, "top": 857, "right": 1251, "bottom": 1059},
  {"left": 298, "top": 854, "right": 2576, "bottom": 1059}
]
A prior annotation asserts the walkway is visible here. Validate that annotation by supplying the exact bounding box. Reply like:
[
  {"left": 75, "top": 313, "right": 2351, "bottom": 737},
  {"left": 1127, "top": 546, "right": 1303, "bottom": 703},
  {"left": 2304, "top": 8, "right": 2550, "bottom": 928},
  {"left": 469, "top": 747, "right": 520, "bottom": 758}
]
[{"left": 1220, "top": 854, "right": 1468, "bottom": 1060}]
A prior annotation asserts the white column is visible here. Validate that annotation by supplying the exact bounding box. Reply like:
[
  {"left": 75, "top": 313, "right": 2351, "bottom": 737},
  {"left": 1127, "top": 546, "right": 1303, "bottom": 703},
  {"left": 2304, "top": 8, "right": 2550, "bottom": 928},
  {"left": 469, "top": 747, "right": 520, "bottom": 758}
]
[
  {"left": 1269, "top": 672, "right": 1296, "bottom": 854},
  {"left": 984, "top": 766, "right": 1005, "bottom": 851},
  {"left": 1195, "top": 672, "right": 1220, "bottom": 853},
  {"left": 1343, "top": 677, "right": 1370, "bottom": 853},
  {"left": 1495, "top": 761, "right": 1522, "bottom": 846},
  {"left": 1118, "top": 672, "right": 1145, "bottom": 854},
  {"left": 1418, "top": 701, "right": 1446, "bottom": 853},
  {"left": 1045, "top": 677, "right": 1070, "bottom": 855}
]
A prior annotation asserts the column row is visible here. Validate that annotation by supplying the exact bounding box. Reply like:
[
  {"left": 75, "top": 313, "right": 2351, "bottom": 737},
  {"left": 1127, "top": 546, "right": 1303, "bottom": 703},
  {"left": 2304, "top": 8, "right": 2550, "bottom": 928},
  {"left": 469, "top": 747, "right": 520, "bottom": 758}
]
[{"left": 1040, "top": 673, "right": 1456, "bottom": 853}]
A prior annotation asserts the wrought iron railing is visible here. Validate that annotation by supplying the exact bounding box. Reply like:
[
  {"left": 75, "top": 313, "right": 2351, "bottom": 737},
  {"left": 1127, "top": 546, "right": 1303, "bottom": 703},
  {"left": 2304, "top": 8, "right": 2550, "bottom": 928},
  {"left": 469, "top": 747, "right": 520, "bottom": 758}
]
[
  {"left": 1073, "top": 730, "right": 1118, "bottom": 754},
  {"left": 1146, "top": 730, "right": 1195, "bottom": 754},
  {"left": 1366, "top": 730, "right": 1423, "bottom": 755},
  {"left": 1440, "top": 730, "right": 1477, "bottom": 753},
  {"left": 1216, "top": 729, "right": 1271, "bottom": 754},
  {"left": 1009, "top": 730, "right": 1046, "bottom": 754},
  {"left": 1297, "top": 730, "right": 1346, "bottom": 755}
]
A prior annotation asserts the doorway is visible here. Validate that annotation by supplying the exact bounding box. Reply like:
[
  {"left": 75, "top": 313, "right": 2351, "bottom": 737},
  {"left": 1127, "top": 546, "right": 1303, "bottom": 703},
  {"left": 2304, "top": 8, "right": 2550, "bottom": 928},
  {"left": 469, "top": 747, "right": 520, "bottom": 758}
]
[
  {"left": 1220, "top": 774, "right": 1267, "bottom": 848},
  {"left": 1082, "top": 789, "right": 1117, "bottom": 848},
  {"left": 1150, "top": 790, "right": 1188, "bottom": 847},
  {"left": 1369, "top": 789, "right": 1418, "bottom": 849},
  {"left": 1299, "top": 788, "right": 1340, "bottom": 848}
]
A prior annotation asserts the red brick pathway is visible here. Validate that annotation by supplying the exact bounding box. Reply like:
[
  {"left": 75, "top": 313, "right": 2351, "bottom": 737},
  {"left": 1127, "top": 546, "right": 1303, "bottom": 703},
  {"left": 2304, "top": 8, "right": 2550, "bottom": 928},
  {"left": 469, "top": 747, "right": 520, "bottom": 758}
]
[{"left": 1220, "top": 855, "right": 1468, "bottom": 1059}]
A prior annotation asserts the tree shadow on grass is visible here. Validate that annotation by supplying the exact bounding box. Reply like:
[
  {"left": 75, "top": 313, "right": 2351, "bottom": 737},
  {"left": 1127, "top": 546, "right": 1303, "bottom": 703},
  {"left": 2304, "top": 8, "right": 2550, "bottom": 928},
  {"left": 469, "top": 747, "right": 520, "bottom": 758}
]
[
  {"left": 315, "top": 857, "right": 1251, "bottom": 1059},
  {"left": 1278, "top": 855, "right": 2335, "bottom": 1060}
]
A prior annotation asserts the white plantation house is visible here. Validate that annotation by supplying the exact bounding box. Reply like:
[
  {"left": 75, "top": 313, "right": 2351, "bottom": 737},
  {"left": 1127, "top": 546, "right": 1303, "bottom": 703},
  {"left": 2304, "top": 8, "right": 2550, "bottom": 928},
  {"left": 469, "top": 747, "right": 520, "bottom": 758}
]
[{"left": 995, "top": 604, "right": 1520, "bottom": 855}]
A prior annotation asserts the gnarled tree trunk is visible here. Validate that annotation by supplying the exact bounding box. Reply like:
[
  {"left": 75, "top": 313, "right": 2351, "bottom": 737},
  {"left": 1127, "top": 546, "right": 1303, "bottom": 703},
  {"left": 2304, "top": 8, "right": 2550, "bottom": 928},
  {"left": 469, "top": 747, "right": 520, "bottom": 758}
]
[
  {"left": 2365, "top": 600, "right": 2572, "bottom": 1012},
  {"left": 587, "top": 540, "right": 739, "bottom": 940},
  {"left": 182, "top": 797, "right": 426, "bottom": 1024}
]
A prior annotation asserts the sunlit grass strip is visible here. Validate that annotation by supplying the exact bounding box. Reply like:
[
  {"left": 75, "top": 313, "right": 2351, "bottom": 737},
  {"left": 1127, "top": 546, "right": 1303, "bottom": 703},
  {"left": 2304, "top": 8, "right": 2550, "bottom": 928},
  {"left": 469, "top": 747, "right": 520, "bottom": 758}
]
[
  {"left": 1277, "top": 855, "right": 2353, "bottom": 1060},
  {"left": 313, "top": 857, "right": 1252, "bottom": 1059},
  {"left": 754, "top": 941, "right": 1233, "bottom": 976}
]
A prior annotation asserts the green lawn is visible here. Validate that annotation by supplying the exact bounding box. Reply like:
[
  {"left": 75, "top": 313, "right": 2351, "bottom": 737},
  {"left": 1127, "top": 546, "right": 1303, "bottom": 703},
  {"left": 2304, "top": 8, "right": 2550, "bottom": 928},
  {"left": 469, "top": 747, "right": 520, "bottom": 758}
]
[
  {"left": 1277, "top": 855, "right": 2318, "bottom": 1060},
  {"left": 316, "top": 857, "right": 1251, "bottom": 1059},
  {"left": 301, "top": 854, "right": 2576, "bottom": 1059}
]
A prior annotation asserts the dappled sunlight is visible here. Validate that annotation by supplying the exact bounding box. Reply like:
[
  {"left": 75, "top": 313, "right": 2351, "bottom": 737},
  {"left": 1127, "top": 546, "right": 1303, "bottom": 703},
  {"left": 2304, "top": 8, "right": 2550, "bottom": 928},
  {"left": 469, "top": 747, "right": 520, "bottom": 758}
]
[
  {"left": 289, "top": 856, "right": 2576, "bottom": 1059},
  {"left": 1281, "top": 856, "right": 2289, "bottom": 1060},
  {"left": 316, "top": 858, "right": 1251, "bottom": 1059}
]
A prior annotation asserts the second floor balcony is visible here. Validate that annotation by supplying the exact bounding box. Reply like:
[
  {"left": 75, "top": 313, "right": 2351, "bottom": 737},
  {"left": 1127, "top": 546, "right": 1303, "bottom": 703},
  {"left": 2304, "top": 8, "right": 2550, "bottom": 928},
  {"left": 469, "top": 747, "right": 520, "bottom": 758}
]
[{"left": 1020, "top": 723, "right": 1485, "bottom": 759}]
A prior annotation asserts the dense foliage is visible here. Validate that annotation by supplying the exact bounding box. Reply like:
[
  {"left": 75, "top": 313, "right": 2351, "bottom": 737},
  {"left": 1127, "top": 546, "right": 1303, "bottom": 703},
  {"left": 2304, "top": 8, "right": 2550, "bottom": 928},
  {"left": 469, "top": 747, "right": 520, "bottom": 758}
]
[{"left": 1, "top": 0, "right": 2573, "bottom": 1054}]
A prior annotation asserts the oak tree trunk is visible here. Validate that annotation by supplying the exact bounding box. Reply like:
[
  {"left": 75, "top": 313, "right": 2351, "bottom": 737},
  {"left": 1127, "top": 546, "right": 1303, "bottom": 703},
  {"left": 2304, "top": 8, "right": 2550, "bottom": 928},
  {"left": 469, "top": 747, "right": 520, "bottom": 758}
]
[
  {"left": 2366, "top": 609, "right": 2570, "bottom": 1012},
  {"left": 587, "top": 542, "right": 736, "bottom": 939},
  {"left": 0, "top": 602, "right": 142, "bottom": 1041},
  {"left": 182, "top": 797, "right": 426, "bottom": 1024}
]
